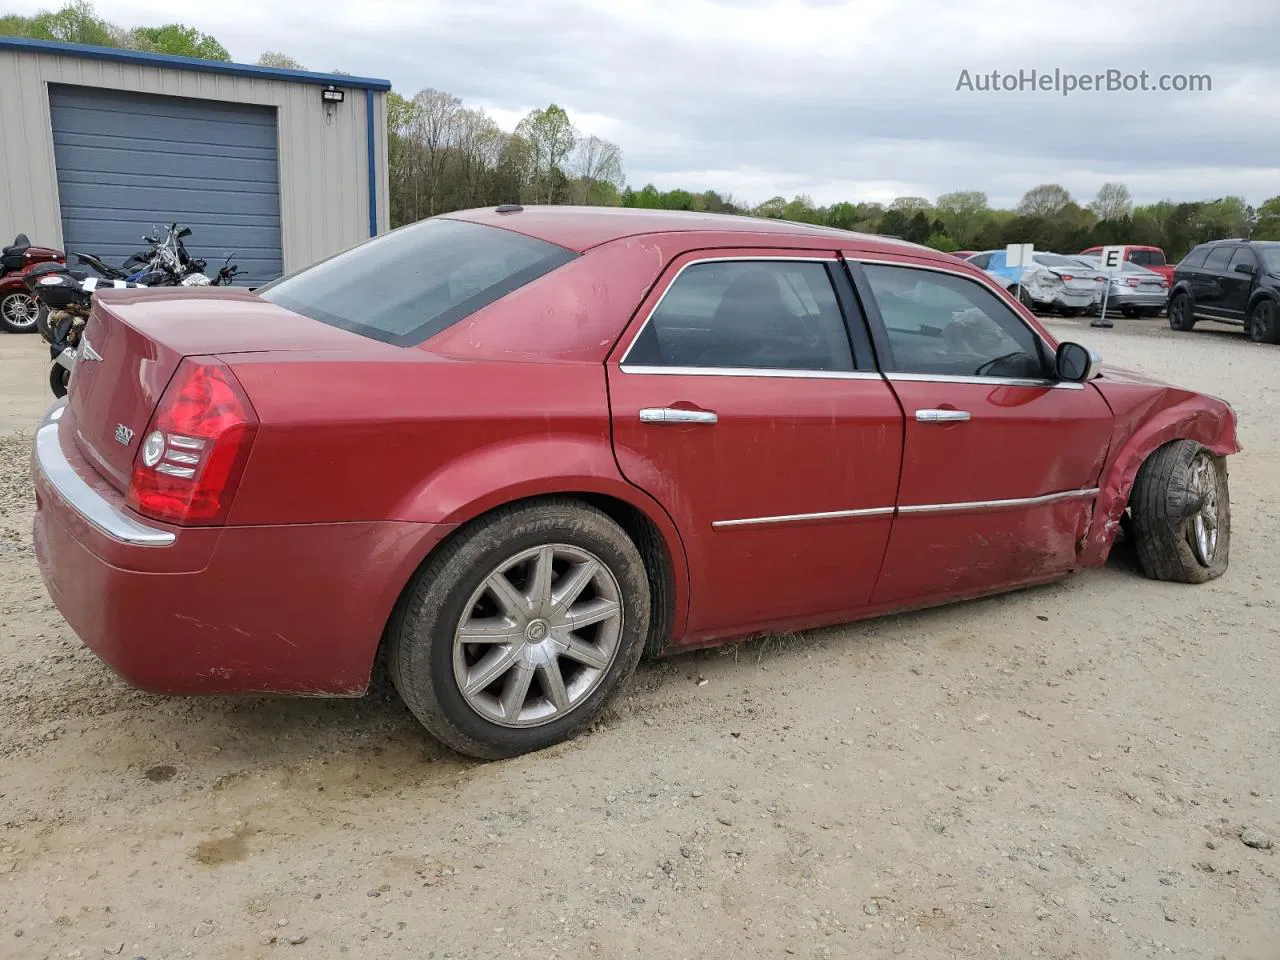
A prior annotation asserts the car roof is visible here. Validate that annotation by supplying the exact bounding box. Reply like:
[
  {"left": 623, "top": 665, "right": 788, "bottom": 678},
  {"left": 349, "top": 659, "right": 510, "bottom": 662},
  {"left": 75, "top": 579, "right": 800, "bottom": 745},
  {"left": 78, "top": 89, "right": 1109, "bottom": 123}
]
[{"left": 441, "top": 205, "right": 943, "bottom": 257}]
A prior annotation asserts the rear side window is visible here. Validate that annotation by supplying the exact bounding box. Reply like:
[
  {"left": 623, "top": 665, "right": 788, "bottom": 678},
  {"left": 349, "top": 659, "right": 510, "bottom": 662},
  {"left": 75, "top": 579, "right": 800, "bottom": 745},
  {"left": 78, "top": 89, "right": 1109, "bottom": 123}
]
[
  {"left": 257, "top": 219, "right": 577, "bottom": 346},
  {"left": 623, "top": 260, "right": 854, "bottom": 372},
  {"left": 967, "top": 252, "right": 992, "bottom": 269},
  {"left": 1180, "top": 246, "right": 1211, "bottom": 268},
  {"left": 1202, "top": 246, "right": 1234, "bottom": 271},
  {"left": 1129, "top": 249, "right": 1165, "bottom": 267}
]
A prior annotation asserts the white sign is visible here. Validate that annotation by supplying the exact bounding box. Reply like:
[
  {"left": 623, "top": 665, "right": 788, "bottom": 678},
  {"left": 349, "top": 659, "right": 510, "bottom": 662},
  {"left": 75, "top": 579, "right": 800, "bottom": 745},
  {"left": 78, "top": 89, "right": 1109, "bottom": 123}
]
[
  {"left": 1100, "top": 245, "right": 1127, "bottom": 276},
  {"left": 1006, "top": 242, "right": 1035, "bottom": 268}
]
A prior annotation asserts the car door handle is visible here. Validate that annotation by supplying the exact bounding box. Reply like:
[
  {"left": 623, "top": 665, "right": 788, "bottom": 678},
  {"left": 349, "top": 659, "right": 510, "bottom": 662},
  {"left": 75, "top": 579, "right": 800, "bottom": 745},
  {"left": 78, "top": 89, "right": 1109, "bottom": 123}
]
[
  {"left": 639, "top": 407, "right": 718, "bottom": 424},
  {"left": 915, "top": 409, "right": 971, "bottom": 423}
]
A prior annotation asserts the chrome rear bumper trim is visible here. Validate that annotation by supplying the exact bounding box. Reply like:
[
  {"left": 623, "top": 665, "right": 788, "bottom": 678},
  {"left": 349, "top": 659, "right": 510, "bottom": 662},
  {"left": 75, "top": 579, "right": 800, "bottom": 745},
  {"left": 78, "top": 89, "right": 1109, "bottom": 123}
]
[{"left": 34, "top": 401, "right": 175, "bottom": 547}]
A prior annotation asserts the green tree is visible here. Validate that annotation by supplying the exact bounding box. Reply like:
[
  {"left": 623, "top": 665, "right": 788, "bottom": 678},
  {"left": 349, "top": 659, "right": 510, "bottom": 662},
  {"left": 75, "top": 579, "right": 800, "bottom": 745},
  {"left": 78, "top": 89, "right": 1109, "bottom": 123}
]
[
  {"left": 1254, "top": 196, "right": 1280, "bottom": 241},
  {"left": 258, "top": 51, "right": 306, "bottom": 69},
  {"left": 782, "top": 194, "right": 824, "bottom": 224},
  {"left": 935, "top": 191, "right": 989, "bottom": 247},
  {"left": 926, "top": 233, "right": 959, "bottom": 252},
  {"left": 1088, "top": 182, "right": 1132, "bottom": 221},
  {"left": 889, "top": 196, "right": 933, "bottom": 215},
  {"left": 514, "top": 104, "right": 576, "bottom": 204},
  {"left": 1016, "top": 184, "right": 1073, "bottom": 218},
  {"left": 15, "top": 1, "right": 118, "bottom": 45},
  {"left": 754, "top": 196, "right": 787, "bottom": 219}
]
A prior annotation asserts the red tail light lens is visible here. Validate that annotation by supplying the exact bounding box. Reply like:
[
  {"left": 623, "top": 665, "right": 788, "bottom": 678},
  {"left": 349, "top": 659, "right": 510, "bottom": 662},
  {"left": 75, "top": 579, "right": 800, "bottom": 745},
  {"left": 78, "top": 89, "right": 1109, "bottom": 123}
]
[
  {"left": 1061, "top": 274, "right": 1074, "bottom": 281},
  {"left": 1125, "top": 278, "right": 1140, "bottom": 287},
  {"left": 127, "top": 359, "right": 258, "bottom": 525}
]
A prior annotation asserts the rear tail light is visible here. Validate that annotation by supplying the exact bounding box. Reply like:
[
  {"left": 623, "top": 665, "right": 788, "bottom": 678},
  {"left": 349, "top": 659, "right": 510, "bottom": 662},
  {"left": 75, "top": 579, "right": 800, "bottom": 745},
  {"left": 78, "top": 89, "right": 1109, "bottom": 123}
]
[
  {"left": 1125, "top": 278, "right": 1140, "bottom": 287},
  {"left": 127, "top": 359, "right": 258, "bottom": 525}
]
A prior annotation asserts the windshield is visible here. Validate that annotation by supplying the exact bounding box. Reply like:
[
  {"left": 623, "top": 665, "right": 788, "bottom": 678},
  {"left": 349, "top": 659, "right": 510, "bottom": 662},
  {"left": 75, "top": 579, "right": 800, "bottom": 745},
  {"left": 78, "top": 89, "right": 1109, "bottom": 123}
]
[
  {"left": 258, "top": 218, "right": 578, "bottom": 346},
  {"left": 1261, "top": 248, "right": 1280, "bottom": 273}
]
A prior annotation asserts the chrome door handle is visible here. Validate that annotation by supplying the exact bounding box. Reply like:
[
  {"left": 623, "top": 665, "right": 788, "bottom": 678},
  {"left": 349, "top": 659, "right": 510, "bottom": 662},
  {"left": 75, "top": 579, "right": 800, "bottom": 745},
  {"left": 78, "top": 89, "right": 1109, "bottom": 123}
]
[
  {"left": 639, "top": 407, "right": 718, "bottom": 424},
  {"left": 915, "top": 409, "right": 971, "bottom": 423}
]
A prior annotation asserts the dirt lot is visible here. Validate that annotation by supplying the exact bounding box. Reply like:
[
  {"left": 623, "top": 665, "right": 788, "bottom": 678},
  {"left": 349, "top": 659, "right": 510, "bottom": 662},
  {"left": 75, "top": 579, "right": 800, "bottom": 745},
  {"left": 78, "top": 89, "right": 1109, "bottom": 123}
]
[{"left": 1, "top": 320, "right": 1276, "bottom": 960}]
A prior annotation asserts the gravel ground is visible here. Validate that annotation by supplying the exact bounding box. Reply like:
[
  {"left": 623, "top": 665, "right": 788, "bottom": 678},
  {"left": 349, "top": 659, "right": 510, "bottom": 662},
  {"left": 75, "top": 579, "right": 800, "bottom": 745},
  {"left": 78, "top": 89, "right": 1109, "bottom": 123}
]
[{"left": 0, "top": 319, "right": 1276, "bottom": 960}]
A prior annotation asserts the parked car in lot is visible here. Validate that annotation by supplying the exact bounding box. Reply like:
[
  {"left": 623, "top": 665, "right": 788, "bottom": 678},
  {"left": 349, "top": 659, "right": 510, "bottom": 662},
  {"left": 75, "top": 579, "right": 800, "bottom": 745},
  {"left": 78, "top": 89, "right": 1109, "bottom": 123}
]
[
  {"left": 966, "top": 249, "right": 1103, "bottom": 315},
  {"left": 31, "top": 207, "right": 1240, "bottom": 759},
  {"left": 1167, "top": 239, "right": 1280, "bottom": 343},
  {"left": 1074, "top": 256, "right": 1169, "bottom": 318},
  {"left": 1080, "top": 244, "right": 1174, "bottom": 284}
]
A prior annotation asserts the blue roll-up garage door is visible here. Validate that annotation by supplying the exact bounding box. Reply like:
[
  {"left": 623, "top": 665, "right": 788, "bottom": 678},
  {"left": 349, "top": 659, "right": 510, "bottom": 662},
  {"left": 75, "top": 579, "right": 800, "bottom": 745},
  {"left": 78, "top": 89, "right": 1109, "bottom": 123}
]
[{"left": 49, "top": 85, "right": 282, "bottom": 285}]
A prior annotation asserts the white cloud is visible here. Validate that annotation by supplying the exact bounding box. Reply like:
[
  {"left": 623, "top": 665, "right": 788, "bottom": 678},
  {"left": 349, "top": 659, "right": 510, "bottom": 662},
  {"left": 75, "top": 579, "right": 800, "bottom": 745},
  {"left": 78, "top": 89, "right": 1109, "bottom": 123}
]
[{"left": 10, "top": 0, "right": 1279, "bottom": 207}]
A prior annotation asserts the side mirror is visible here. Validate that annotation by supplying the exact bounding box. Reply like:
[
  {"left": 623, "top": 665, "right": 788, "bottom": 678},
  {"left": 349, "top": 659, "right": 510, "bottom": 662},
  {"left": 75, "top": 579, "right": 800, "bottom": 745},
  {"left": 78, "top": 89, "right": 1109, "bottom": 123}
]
[
  {"left": 1234, "top": 262, "right": 1255, "bottom": 275},
  {"left": 1055, "top": 341, "right": 1101, "bottom": 382}
]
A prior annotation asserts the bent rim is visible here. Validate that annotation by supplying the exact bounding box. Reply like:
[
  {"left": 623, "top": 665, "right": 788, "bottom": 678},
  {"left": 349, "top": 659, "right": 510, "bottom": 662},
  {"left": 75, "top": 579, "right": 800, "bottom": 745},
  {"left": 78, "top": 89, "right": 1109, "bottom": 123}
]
[
  {"left": 1188, "top": 452, "right": 1219, "bottom": 566},
  {"left": 1, "top": 292, "right": 39, "bottom": 329},
  {"left": 452, "top": 543, "right": 624, "bottom": 729}
]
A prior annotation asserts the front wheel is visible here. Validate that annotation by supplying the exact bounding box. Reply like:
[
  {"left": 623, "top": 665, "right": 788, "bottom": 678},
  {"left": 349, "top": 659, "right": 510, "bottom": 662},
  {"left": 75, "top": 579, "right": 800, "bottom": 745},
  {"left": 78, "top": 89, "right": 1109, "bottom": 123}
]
[
  {"left": 388, "top": 499, "right": 651, "bottom": 759},
  {"left": 0, "top": 291, "right": 40, "bottom": 334},
  {"left": 1168, "top": 292, "right": 1196, "bottom": 331},
  {"left": 1246, "top": 298, "right": 1280, "bottom": 344},
  {"left": 1130, "top": 440, "right": 1229, "bottom": 584}
]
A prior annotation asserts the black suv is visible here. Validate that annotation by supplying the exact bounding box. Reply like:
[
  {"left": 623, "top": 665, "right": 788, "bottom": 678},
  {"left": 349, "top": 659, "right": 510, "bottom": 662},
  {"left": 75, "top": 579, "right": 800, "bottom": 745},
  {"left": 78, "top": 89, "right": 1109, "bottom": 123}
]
[{"left": 1167, "top": 239, "right": 1280, "bottom": 343}]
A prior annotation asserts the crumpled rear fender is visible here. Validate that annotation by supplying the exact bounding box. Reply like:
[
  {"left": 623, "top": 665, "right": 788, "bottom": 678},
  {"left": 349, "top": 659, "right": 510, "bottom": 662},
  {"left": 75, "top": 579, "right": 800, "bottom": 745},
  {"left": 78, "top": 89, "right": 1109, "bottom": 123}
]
[{"left": 1081, "top": 392, "right": 1240, "bottom": 565}]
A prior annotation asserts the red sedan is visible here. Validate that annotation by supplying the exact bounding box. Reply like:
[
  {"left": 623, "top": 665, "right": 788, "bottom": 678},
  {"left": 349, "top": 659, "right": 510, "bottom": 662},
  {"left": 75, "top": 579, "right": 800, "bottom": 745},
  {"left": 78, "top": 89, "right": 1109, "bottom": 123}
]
[{"left": 31, "top": 207, "right": 1239, "bottom": 759}]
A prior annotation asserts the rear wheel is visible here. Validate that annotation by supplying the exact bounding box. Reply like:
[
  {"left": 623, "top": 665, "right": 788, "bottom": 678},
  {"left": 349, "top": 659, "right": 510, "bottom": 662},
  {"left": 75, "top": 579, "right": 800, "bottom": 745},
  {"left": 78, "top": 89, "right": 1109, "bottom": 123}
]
[
  {"left": 49, "top": 362, "right": 69, "bottom": 398},
  {"left": 0, "top": 291, "right": 39, "bottom": 334},
  {"left": 1120, "top": 304, "right": 1138, "bottom": 319},
  {"left": 1130, "top": 440, "right": 1229, "bottom": 584},
  {"left": 388, "top": 499, "right": 651, "bottom": 759},
  {"left": 1246, "top": 298, "right": 1280, "bottom": 344},
  {"left": 1168, "top": 292, "right": 1196, "bottom": 331}
]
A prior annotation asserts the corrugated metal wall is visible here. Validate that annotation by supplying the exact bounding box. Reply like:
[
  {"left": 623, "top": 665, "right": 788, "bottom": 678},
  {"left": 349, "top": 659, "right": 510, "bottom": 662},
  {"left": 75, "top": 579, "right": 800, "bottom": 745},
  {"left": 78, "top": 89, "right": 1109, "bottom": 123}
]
[{"left": 0, "top": 48, "right": 390, "bottom": 274}]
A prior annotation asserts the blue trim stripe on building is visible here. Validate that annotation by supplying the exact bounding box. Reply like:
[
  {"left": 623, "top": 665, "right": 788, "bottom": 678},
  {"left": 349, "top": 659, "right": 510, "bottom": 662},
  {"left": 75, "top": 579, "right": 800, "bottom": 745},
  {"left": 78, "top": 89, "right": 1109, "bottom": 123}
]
[
  {"left": 0, "top": 36, "right": 391, "bottom": 91},
  {"left": 366, "top": 89, "right": 378, "bottom": 237}
]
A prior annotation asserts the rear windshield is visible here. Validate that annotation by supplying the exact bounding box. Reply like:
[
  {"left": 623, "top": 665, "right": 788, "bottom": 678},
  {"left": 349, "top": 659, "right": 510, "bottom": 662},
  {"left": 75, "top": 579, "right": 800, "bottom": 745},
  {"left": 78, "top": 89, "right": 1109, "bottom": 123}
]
[
  {"left": 257, "top": 218, "right": 578, "bottom": 346},
  {"left": 1129, "top": 249, "right": 1166, "bottom": 267}
]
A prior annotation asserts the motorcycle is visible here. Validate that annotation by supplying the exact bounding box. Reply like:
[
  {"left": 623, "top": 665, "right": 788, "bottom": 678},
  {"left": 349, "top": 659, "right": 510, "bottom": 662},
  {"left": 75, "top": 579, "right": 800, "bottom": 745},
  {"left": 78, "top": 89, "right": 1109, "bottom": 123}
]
[{"left": 0, "top": 233, "right": 66, "bottom": 334}]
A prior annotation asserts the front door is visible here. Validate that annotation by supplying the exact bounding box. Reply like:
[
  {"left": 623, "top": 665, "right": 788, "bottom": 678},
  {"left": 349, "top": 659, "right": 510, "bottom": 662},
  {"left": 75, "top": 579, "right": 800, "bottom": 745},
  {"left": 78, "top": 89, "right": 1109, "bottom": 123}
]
[
  {"left": 847, "top": 256, "right": 1115, "bottom": 608},
  {"left": 1194, "top": 245, "right": 1236, "bottom": 317},
  {"left": 607, "top": 251, "right": 904, "bottom": 642},
  {"left": 1223, "top": 247, "right": 1259, "bottom": 320}
]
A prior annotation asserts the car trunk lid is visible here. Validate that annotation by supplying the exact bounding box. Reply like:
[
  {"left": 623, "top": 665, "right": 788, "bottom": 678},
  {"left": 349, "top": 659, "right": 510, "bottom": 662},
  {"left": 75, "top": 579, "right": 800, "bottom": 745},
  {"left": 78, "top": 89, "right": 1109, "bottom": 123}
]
[{"left": 67, "top": 288, "right": 387, "bottom": 492}]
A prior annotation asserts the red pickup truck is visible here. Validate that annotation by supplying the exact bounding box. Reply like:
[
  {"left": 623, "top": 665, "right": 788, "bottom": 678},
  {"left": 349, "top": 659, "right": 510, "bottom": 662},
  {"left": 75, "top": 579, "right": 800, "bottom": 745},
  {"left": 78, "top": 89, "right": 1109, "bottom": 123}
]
[{"left": 1080, "top": 245, "right": 1174, "bottom": 283}]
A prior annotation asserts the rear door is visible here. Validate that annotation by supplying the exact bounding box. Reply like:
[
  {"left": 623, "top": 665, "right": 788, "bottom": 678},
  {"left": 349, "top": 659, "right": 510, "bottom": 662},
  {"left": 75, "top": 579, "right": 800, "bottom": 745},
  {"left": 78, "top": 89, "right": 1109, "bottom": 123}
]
[
  {"left": 606, "top": 250, "right": 904, "bottom": 642},
  {"left": 1195, "top": 245, "right": 1236, "bottom": 317},
  {"left": 1223, "top": 247, "right": 1259, "bottom": 319},
  {"left": 846, "top": 255, "right": 1114, "bottom": 607}
]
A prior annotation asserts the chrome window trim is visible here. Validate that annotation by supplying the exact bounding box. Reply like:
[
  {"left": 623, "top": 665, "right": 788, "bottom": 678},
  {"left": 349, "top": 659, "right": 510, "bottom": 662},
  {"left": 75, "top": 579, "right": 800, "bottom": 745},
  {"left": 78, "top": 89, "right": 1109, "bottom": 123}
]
[
  {"left": 714, "top": 488, "right": 1098, "bottom": 528},
  {"left": 897, "top": 487, "right": 1099, "bottom": 516},
  {"left": 887, "top": 372, "right": 1085, "bottom": 391},
  {"left": 851, "top": 256, "right": 1073, "bottom": 385},
  {"left": 713, "top": 506, "right": 895, "bottom": 529},
  {"left": 617, "top": 255, "right": 847, "bottom": 374},
  {"left": 34, "top": 401, "right": 175, "bottom": 547},
  {"left": 621, "top": 365, "right": 884, "bottom": 381}
]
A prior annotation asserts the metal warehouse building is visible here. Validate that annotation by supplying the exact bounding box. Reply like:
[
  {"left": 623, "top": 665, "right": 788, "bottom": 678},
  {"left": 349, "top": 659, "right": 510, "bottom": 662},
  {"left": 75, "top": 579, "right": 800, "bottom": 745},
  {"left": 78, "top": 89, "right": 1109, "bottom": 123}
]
[{"left": 0, "top": 37, "right": 390, "bottom": 284}]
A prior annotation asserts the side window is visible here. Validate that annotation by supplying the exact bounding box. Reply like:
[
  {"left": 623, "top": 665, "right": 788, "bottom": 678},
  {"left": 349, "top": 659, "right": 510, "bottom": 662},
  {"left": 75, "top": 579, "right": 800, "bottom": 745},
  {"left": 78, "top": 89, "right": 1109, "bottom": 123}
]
[
  {"left": 862, "top": 264, "right": 1047, "bottom": 380},
  {"left": 1180, "top": 246, "right": 1211, "bottom": 268},
  {"left": 1203, "top": 246, "right": 1234, "bottom": 271},
  {"left": 623, "top": 260, "right": 854, "bottom": 372},
  {"left": 967, "top": 252, "right": 992, "bottom": 269},
  {"left": 1227, "top": 247, "right": 1258, "bottom": 272}
]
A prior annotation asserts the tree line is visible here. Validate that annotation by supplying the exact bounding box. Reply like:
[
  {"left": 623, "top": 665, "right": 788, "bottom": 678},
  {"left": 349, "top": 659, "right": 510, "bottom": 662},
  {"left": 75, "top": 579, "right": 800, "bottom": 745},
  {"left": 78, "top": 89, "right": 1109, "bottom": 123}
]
[{"left": 6, "top": 4, "right": 1278, "bottom": 258}]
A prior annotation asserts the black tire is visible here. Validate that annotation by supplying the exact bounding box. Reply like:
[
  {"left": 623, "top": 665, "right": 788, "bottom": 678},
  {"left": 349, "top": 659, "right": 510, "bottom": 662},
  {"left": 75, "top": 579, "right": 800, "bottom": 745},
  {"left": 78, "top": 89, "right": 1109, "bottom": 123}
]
[
  {"left": 49, "top": 363, "right": 69, "bottom": 398},
  {"left": 1017, "top": 286, "right": 1035, "bottom": 310},
  {"left": 1120, "top": 304, "right": 1138, "bottom": 319},
  {"left": 0, "top": 291, "right": 40, "bottom": 334},
  {"left": 1061, "top": 307, "right": 1084, "bottom": 318},
  {"left": 1245, "top": 298, "right": 1280, "bottom": 344},
  {"left": 387, "top": 498, "right": 651, "bottom": 760},
  {"left": 1168, "top": 292, "right": 1196, "bottom": 331},
  {"left": 1130, "top": 440, "right": 1229, "bottom": 584}
]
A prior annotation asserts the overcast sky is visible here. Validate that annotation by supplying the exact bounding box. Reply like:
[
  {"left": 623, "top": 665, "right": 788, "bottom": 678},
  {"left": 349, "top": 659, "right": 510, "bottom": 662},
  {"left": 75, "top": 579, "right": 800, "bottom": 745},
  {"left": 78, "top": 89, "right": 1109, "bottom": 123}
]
[{"left": 13, "top": 0, "right": 1280, "bottom": 208}]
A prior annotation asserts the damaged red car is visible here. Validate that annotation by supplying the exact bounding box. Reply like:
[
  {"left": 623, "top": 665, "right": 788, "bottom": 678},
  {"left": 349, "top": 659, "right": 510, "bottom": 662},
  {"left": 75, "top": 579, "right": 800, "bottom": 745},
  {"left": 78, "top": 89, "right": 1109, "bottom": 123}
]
[{"left": 31, "top": 207, "right": 1240, "bottom": 759}]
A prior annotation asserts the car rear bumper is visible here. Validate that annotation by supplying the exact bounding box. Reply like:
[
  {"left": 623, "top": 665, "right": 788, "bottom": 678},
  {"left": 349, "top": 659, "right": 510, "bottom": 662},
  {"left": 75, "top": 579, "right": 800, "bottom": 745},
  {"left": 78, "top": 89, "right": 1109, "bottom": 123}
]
[
  {"left": 31, "top": 400, "right": 453, "bottom": 696},
  {"left": 1104, "top": 290, "right": 1166, "bottom": 309}
]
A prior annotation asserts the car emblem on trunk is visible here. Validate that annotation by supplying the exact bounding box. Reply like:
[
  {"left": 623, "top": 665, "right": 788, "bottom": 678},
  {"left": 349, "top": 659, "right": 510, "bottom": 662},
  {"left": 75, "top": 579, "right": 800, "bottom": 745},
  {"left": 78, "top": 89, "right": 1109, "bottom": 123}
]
[
  {"left": 115, "top": 424, "right": 134, "bottom": 446},
  {"left": 79, "top": 336, "right": 103, "bottom": 362}
]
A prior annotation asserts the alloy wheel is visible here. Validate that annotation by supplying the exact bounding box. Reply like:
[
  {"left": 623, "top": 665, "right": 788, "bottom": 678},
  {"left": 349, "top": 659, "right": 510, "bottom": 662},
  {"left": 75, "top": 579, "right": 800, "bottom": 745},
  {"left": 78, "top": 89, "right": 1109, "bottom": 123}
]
[
  {"left": 1, "top": 293, "right": 39, "bottom": 330},
  {"left": 1188, "top": 453, "right": 1219, "bottom": 566},
  {"left": 452, "top": 543, "right": 624, "bottom": 728}
]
